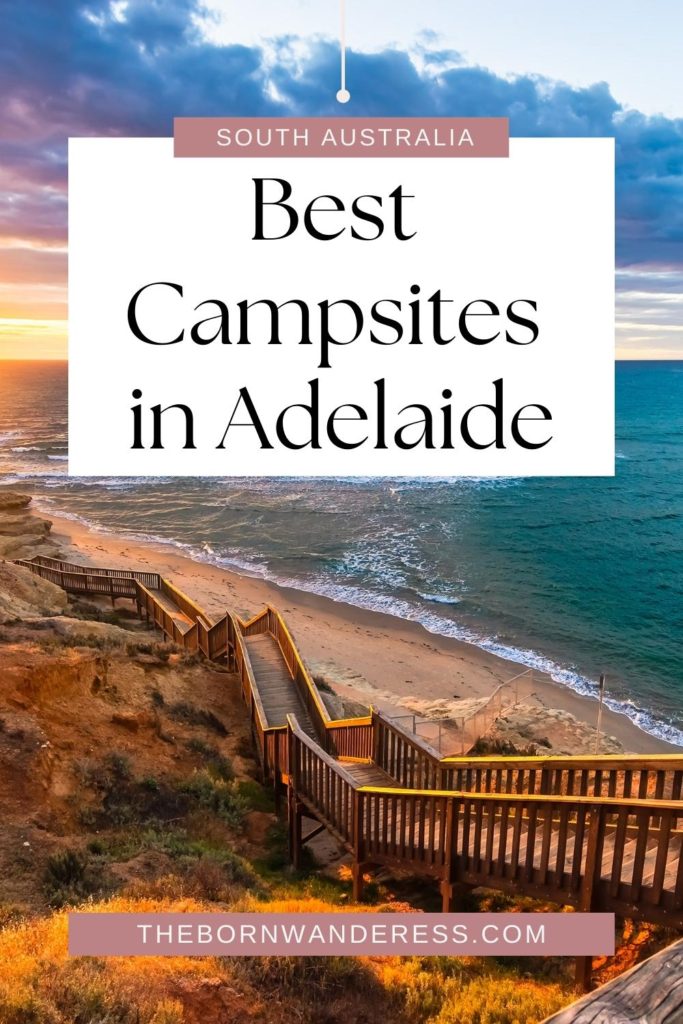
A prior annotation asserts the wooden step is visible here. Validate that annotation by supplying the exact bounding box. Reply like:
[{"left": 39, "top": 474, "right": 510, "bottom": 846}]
[{"left": 244, "top": 632, "right": 318, "bottom": 740}]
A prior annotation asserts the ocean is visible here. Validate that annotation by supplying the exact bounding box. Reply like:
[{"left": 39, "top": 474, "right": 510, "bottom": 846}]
[{"left": 0, "top": 359, "right": 681, "bottom": 746}]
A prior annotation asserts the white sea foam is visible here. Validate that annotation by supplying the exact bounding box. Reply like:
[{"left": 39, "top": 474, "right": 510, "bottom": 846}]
[
  {"left": 2, "top": 471, "right": 65, "bottom": 483},
  {"left": 417, "top": 592, "right": 462, "bottom": 605},
  {"left": 281, "top": 576, "right": 683, "bottom": 747}
]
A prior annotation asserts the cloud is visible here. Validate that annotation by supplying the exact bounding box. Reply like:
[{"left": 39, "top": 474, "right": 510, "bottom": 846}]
[
  {"left": 1, "top": 0, "right": 682, "bottom": 342},
  {"left": 616, "top": 269, "right": 683, "bottom": 294}
]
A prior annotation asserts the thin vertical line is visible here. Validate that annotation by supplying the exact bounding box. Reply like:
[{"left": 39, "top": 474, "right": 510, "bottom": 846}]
[{"left": 340, "top": 0, "right": 346, "bottom": 91}]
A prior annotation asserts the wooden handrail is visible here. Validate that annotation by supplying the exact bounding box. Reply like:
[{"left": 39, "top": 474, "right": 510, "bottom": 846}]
[
  {"left": 288, "top": 714, "right": 361, "bottom": 848},
  {"left": 371, "top": 708, "right": 683, "bottom": 802},
  {"left": 440, "top": 753, "right": 683, "bottom": 768},
  {"left": 373, "top": 708, "right": 443, "bottom": 789},
  {"left": 356, "top": 785, "right": 683, "bottom": 811},
  {"left": 17, "top": 555, "right": 161, "bottom": 589},
  {"left": 439, "top": 757, "right": 683, "bottom": 803},
  {"left": 376, "top": 707, "right": 443, "bottom": 760},
  {"left": 234, "top": 619, "right": 269, "bottom": 731},
  {"left": 289, "top": 714, "right": 361, "bottom": 788},
  {"left": 160, "top": 577, "right": 208, "bottom": 625},
  {"left": 542, "top": 938, "right": 683, "bottom": 1021}
]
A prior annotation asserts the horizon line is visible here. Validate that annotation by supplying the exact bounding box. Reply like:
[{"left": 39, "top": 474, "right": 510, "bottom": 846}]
[{"left": 2, "top": 356, "right": 683, "bottom": 364}]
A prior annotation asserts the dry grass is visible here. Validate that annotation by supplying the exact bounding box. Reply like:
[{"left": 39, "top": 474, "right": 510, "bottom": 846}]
[
  {"left": 373, "top": 955, "right": 568, "bottom": 1024},
  {"left": 0, "top": 897, "right": 240, "bottom": 1024},
  {"left": 0, "top": 892, "right": 574, "bottom": 1024}
]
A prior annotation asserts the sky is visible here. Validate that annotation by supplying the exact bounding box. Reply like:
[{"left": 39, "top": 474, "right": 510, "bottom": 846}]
[
  {"left": 1, "top": 0, "right": 682, "bottom": 360},
  {"left": 203, "top": 0, "right": 683, "bottom": 119}
]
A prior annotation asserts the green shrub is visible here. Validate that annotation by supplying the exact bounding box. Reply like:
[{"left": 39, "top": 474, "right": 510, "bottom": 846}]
[
  {"left": 78, "top": 751, "right": 132, "bottom": 790},
  {"left": 237, "top": 779, "right": 274, "bottom": 812},
  {"left": 168, "top": 702, "right": 228, "bottom": 735},
  {"left": 77, "top": 754, "right": 186, "bottom": 829},
  {"left": 43, "top": 850, "right": 99, "bottom": 908},
  {"left": 235, "top": 734, "right": 256, "bottom": 760},
  {"left": 178, "top": 770, "right": 246, "bottom": 828},
  {"left": 186, "top": 738, "right": 235, "bottom": 781}
]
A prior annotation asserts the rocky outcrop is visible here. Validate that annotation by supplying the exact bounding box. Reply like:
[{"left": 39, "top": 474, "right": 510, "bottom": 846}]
[
  {"left": 0, "top": 488, "right": 60, "bottom": 560},
  {"left": 0, "top": 491, "right": 31, "bottom": 512},
  {"left": 483, "top": 694, "right": 624, "bottom": 756},
  {"left": 49, "top": 616, "right": 136, "bottom": 645}
]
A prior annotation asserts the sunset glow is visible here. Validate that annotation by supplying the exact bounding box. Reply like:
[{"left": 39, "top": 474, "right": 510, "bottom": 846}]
[
  {"left": 0, "top": 318, "right": 67, "bottom": 360},
  {"left": 0, "top": 1, "right": 681, "bottom": 361}
]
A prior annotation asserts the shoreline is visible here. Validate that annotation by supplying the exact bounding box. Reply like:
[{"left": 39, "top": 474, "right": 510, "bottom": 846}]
[{"left": 40, "top": 505, "right": 679, "bottom": 755}]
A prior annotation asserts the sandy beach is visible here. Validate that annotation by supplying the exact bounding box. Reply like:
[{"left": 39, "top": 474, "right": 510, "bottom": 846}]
[{"left": 38, "top": 506, "right": 678, "bottom": 756}]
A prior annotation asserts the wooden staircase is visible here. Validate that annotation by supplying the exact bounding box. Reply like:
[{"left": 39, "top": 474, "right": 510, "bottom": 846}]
[{"left": 15, "top": 553, "right": 683, "bottom": 988}]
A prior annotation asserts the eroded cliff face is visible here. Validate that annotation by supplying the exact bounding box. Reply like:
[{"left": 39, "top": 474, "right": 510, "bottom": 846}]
[
  {"left": 0, "top": 626, "right": 257, "bottom": 901},
  {"left": 0, "top": 490, "right": 70, "bottom": 622},
  {"left": 0, "top": 561, "right": 68, "bottom": 622},
  {"left": 0, "top": 489, "right": 60, "bottom": 561}
]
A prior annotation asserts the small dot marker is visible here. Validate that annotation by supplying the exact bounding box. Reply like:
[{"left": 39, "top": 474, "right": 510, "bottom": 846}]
[{"left": 336, "top": 88, "right": 351, "bottom": 104}]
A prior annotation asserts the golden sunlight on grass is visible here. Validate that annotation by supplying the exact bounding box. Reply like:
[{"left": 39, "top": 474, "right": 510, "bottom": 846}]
[
  {"left": 0, "top": 895, "right": 572, "bottom": 1024},
  {"left": 0, "top": 897, "right": 230, "bottom": 1024}
]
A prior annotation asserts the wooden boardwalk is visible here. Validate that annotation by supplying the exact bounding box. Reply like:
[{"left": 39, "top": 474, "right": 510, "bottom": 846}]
[
  {"left": 244, "top": 633, "right": 317, "bottom": 737},
  {"left": 16, "top": 554, "right": 683, "bottom": 988}
]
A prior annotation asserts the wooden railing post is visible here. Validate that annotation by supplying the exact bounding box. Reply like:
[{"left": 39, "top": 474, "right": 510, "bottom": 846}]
[
  {"left": 440, "top": 796, "right": 457, "bottom": 911},
  {"left": 575, "top": 804, "right": 605, "bottom": 992},
  {"left": 228, "top": 614, "right": 236, "bottom": 670},
  {"left": 287, "top": 724, "right": 303, "bottom": 869},
  {"left": 288, "top": 792, "right": 303, "bottom": 871},
  {"left": 272, "top": 730, "right": 281, "bottom": 814},
  {"left": 372, "top": 709, "right": 381, "bottom": 766},
  {"left": 352, "top": 790, "right": 366, "bottom": 902},
  {"left": 540, "top": 767, "right": 551, "bottom": 795}
]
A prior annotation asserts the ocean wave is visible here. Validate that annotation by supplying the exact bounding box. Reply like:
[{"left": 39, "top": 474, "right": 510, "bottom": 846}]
[
  {"left": 1, "top": 471, "right": 66, "bottom": 482},
  {"left": 33, "top": 499, "right": 271, "bottom": 578},
  {"left": 417, "top": 592, "right": 462, "bottom": 605},
  {"left": 10, "top": 446, "right": 41, "bottom": 452},
  {"left": 47, "top": 455, "right": 68, "bottom": 461},
  {"left": 51, "top": 477, "right": 144, "bottom": 491},
  {"left": 26, "top": 495, "right": 683, "bottom": 750}
]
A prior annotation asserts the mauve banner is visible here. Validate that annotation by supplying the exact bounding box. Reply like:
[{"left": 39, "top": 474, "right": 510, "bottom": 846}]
[
  {"left": 69, "top": 912, "right": 614, "bottom": 957},
  {"left": 174, "top": 117, "right": 509, "bottom": 158}
]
